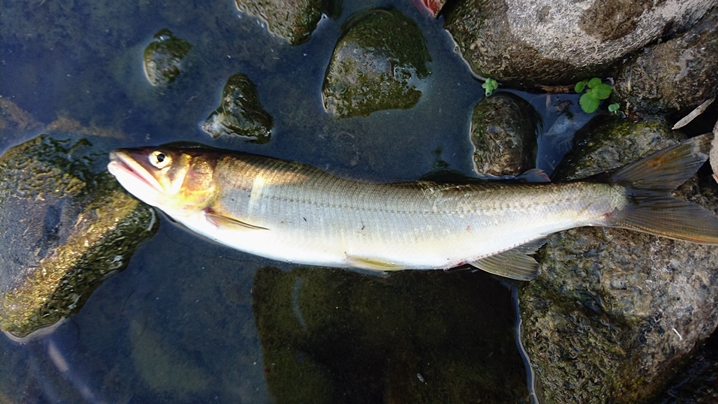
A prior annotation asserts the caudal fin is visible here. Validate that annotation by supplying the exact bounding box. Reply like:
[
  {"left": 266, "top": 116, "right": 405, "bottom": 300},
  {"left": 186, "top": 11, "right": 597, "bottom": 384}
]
[{"left": 610, "top": 133, "right": 718, "bottom": 244}]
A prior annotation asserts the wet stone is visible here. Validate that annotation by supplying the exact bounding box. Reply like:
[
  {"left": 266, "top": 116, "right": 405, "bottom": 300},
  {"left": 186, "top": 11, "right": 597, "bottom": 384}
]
[
  {"left": 143, "top": 29, "right": 193, "bottom": 87},
  {"left": 470, "top": 92, "right": 540, "bottom": 176},
  {"left": 551, "top": 115, "right": 684, "bottom": 181},
  {"left": 202, "top": 73, "right": 273, "bottom": 143},
  {"left": 520, "top": 127, "right": 718, "bottom": 403},
  {"left": 613, "top": 6, "right": 718, "bottom": 116},
  {"left": 322, "top": 8, "right": 431, "bottom": 118},
  {"left": 0, "top": 135, "right": 157, "bottom": 338},
  {"left": 234, "top": 0, "right": 327, "bottom": 46}
]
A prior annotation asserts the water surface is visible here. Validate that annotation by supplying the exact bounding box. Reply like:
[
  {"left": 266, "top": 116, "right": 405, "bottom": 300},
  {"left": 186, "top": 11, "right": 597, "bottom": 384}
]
[{"left": 0, "top": 0, "right": 579, "bottom": 401}]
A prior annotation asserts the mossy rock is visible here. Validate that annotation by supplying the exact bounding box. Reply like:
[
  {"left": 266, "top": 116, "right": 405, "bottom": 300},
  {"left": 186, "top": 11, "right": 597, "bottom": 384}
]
[
  {"left": 0, "top": 135, "right": 157, "bottom": 338},
  {"left": 551, "top": 115, "right": 684, "bottom": 181},
  {"left": 234, "top": 0, "right": 328, "bottom": 45},
  {"left": 322, "top": 8, "right": 431, "bottom": 118},
  {"left": 143, "top": 29, "right": 193, "bottom": 86},
  {"left": 202, "top": 73, "right": 273, "bottom": 143},
  {"left": 470, "top": 92, "right": 540, "bottom": 176},
  {"left": 521, "top": 126, "right": 718, "bottom": 403}
]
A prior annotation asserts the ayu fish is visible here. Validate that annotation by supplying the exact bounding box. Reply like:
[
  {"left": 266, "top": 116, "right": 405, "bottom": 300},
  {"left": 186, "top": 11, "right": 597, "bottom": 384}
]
[{"left": 107, "top": 134, "right": 718, "bottom": 280}]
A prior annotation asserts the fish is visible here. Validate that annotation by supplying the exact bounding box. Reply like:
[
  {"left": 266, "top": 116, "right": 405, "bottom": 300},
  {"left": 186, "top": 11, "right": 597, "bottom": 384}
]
[{"left": 107, "top": 134, "right": 718, "bottom": 281}]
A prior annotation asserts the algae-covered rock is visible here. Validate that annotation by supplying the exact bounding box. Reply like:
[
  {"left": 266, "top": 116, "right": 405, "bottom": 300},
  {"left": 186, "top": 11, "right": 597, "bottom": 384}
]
[
  {"left": 520, "top": 126, "right": 718, "bottom": 403},
  {"left": 613, "top": 6, "right": 718, "bottom": 116},
  {"left": 234, "top": 0, "right": 327, "bottom": 45},
  {"left": 551, "top": 115, "right": 684, "bottom": 181},
  {"left": 322, "top": 8, "right": 431, "bottom": 118},
  {"left": 444, "top": 0, "right": 715, "bottom": 87},
  {"left": 143, "top": 29, "right": 193, "bottom": 86},
  {"left": 202, "top": 73, "right": 273, "bottom": 143},
  {"left": 0, "top": 135, "right": 157, "bottom": 338},
  {"left": 470, "top": 92, "right": 540, "bottom": 176},
  {"left": 253, "top": 266, "right": 528, "bottom": 403}
]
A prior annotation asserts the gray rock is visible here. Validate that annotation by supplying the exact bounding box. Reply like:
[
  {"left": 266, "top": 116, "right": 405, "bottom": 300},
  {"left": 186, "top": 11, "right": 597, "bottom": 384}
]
[
  {"left": 143, "top": 29, "right": 193, "bottom": 87},
  {"left": 322, "top": 8, "right": 431, "bottom": 118},
  {"left": 613, "top": 6, "right": 718, "bottom": 116},
  {"left": 0, "top": 135, "right": 157, "bottom": 338},
  {"left": 202, "top": 73, "right": 273, "bottom": 143},
  {"left": 470, "top": 92, "right": 540, "bottom": 177},
  {"left": 444, "top": 0, "right": 715, "bottom": 87},
  {"left": 520, "top": 123, "right": 718, "bottom": 403},
  {"left": 234, "top": 0, "right": 327, "bottom": 45}
]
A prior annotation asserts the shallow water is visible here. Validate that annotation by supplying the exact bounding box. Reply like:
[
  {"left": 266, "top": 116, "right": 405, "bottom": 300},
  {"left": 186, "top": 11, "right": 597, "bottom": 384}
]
[{"left": 0, "top": 0, "right": 586, "bottom": 402}]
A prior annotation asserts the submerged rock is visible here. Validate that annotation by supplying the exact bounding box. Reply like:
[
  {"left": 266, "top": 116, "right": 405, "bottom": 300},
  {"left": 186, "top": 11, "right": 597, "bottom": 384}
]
[
  {"left": 613, "top": 6, "right": 718, "bottom": 116},
  {"left": 444, "top": 0, "right": 715, "bottom": 87},
  {"left": 234, "top": 0, "right": 328, "bottom": 45},
  {"left": 143, "top": 29, "right": 193, "bottom": 86},
  {"left": 0, "top": 135, "right": 157, "bottom": 338},
  {"left": 470, "top": 92, "right": 540, "bottom": 177},
  {"left": 253, "top": 266, "right": 528, "bottom": 403},
  {"left": 202, "top": 73, "right": 273, "bottom": 143},
  {"left": 322, "top": 8, "right": 431, "bottom": 118},
  {"left": 520, "top": 123, "right": 718, "bottom": 403}
]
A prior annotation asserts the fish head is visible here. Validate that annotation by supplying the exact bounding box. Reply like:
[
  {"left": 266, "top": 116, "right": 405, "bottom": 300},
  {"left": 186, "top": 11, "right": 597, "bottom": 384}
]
[{"left": 108, "top": 147, "right": 217, "bottom": 213}]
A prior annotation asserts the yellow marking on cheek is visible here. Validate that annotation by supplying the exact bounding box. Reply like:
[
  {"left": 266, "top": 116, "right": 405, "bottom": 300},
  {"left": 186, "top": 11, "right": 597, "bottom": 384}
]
[{"left": 167, "top": 154, "right": 191, "bottom": 195}]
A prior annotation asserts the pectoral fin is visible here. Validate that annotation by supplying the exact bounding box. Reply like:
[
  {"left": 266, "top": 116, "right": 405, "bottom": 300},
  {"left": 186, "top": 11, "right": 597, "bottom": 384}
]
[
  {"left": 205, "top": 212, "right": 269, "bottom": 231},
  {"left": 345, "top": 254, "right": 405, "bottom": 271},
  {"left": 469, "top": 238, "right": 546, "bottom": 281}
]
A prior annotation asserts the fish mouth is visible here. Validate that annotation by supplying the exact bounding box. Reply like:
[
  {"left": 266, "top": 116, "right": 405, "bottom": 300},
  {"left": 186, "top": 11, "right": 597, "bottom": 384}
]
[{"left": 108, "top": 150, "right": 164, "bottom": 196}]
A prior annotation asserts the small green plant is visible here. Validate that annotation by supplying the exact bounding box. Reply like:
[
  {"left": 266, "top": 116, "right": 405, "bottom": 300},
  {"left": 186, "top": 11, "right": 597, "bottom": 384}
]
[
  {"left": 482, "top": 78, "right": 499, "bottom": 96},
  {"left": 608, "top": 103, "right": 620, "bottom": 114},
  {"left": 574, "top": 78, "right": 613, "bottom": 113}
]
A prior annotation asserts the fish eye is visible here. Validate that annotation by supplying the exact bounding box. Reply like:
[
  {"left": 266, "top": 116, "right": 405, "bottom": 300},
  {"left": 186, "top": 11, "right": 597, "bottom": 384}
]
[{"left": 150, "top": 150, "right": 171, "bottom": 169}]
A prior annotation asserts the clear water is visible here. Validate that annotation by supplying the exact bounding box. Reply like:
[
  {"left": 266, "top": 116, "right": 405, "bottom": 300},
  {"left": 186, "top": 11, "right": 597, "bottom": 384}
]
[{"left": 0, "top": 0, "right": 583, "bottom": 402}]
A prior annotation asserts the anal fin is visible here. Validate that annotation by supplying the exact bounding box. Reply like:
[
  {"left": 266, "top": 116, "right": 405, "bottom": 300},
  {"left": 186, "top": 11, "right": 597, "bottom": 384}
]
[{"left": 469, "top": 238, "right": 546, "bottom": 281}]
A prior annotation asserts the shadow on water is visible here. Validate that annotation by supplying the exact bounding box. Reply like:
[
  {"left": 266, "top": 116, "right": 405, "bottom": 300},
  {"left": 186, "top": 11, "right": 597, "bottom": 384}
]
[{"left": 0, "top": 0, "right": 579, "bottom": 402}]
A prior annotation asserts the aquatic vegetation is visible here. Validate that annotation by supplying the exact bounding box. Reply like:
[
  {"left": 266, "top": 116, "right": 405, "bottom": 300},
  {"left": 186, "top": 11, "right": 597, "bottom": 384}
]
[
  {"left": 481, "top": 77, "right": 499, "bottom": 96},
  {"left": 574, "top": 77, "right": 613, "bottom": 113}
]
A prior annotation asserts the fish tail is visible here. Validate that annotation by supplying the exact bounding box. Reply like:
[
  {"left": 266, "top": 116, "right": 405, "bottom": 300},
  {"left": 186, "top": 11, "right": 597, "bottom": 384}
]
[{"left": 609, "top": 133, "right": 718, "bottom": 244}]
